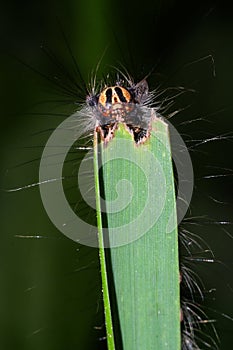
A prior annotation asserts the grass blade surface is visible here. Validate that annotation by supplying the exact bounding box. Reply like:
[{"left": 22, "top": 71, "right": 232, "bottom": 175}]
[{"left": 95, "top": 113, "right": 180, "bottom": 349}]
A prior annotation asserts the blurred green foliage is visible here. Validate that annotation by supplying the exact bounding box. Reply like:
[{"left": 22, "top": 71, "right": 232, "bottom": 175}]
[{"left": 0, "top": 0, "right": 233, "bottom": 349}]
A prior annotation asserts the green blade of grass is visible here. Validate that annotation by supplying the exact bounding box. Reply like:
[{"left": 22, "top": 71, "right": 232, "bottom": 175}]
[
  {"left": 95, "top": 112, "right": 180, "bottom": 349},
  {"left": 94, "top": 131, "right": 116, "bottom": 350}
]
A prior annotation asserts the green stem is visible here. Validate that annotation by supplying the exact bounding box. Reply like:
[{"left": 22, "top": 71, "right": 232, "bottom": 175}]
[{"left": 94, "top": 130, "right": 115, "bottom": 350}]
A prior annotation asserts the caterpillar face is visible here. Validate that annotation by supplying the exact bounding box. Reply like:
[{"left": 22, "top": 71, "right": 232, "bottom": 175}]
[
  {"left": 97, "top": 86, "right": 134, "bottom": 119},
  {"left": 86, "top": 79, "right": 150, "bottom": 142}
]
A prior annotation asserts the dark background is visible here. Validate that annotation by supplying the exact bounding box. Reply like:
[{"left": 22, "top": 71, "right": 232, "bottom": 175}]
[{"left": 0, "top": 0, "right": 233, "bottom": 349}]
